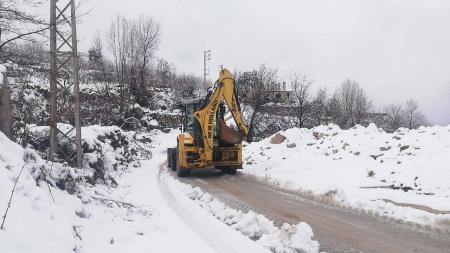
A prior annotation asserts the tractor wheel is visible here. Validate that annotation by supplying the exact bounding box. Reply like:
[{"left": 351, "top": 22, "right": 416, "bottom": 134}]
[
  {"left": 170, "top": 149, "right": 177, "bottom": 171},
  {"left": 175, "top": 150, "right": 190, "bottom": 177},
  {"left": 177, "top": 167, "right": 191, "bottom": 177},
  {"left": 167, "top": 148, "right": 174, "bottom": 169},
  {"left": 216, "top": 166, "right": 237, "bottom": 175},
  {"left": 226, "top": 168, "right": 237, "bottom": 175}
]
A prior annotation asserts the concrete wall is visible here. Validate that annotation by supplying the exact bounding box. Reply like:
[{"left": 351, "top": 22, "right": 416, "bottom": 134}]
[{"left": 0, "top": 72, "right": 13, "bottom": 139}]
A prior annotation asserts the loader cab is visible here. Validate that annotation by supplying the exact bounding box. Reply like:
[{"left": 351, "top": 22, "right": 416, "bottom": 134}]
[{"left": 181, "top": 98, "right": 226, "bottom": 146}]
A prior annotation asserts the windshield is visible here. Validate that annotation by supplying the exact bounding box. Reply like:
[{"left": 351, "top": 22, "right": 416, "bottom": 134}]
[{"left": 185, "top": 104, "right": 196, "bottom": 134}]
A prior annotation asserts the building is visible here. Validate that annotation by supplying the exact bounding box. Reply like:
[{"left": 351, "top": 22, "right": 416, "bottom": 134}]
[{"left": 239, "top": 80, "right": 293, "bottom": 104}]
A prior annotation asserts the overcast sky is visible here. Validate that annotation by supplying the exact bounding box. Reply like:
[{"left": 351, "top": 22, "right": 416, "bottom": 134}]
[{"left": 63, "top": 0, "right": 450, "bottom": 125}]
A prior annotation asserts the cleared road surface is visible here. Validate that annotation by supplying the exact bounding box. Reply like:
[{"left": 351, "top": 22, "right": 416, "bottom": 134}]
[{"left": 171, "top": 168, "right": 450, "bottom": 253}]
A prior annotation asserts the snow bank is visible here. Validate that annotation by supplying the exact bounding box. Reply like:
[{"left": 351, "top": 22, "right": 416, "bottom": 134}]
[
  {"left": 161, "top": 172, "right": 320, "bottom": 253},
  {"left": 0, "top": 131, "right": 84, "bottom": 252},
  {"left": 244, "top": 123, "right": 450, "bottom": 231}
]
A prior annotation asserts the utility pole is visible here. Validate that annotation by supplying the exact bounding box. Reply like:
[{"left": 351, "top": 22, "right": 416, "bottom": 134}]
[
  {"left": 49, "top": 0, "right": 82, "bottom": 169},
  {"left": 203, "top": 50, "right": 211, "bottom": 87}
]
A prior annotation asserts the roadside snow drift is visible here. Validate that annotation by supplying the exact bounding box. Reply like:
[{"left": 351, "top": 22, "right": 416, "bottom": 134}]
[
  {"left": 161, "top": 172, "right": 320, "bottom": 253},
  {"left": 244, "top": 123, "right": 450, "bottom": 231}
]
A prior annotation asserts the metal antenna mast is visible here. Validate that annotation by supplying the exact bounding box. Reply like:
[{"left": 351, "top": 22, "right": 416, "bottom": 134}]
[
  {"left": 49, "top": 0, "right": 82, "bottom": 169},
  {"left": 203, "top": 50, "right": 211, "bottom": 87}
]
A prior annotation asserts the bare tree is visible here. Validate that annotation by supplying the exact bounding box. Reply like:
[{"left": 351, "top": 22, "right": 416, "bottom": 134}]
[
  {"left": 354, "top": 87, "right": 371, "bottom": 124},
  {"left": 290, "top": 72, "right": 313, "bottom": 128},
  {"left": 334, "top": 79, "right": 371, "bottom": 128},
  {"left": 107, "top": 15, "right": 161, "bottom": 110},
  {"left": 385, "top": 103, "right": 404, "bottom": 132},
  {"left": 237, "top": 64, "right": 278, "bottom": 142},
  {"left": 337, "top": 79, "right": 358, "bottom": 127},
  {"left": 327, "top": 92, "right": 342, "bottom": 126},
  {"left": 311, "top": 87, "right": 328, "bottom": 125},
  {"left": 134, "top": 16, "right": 160, "bottom": 105},
  {"left": 154, "top": 58, "right": 176, "bottom": 87},
  {"left": 107, "top": 15, "right": 130, "bottom": 113},
  {"left": 88, "top": 32, "right": 104, "bottom": 71},
  {"left": 0, "top": 0, "right": 48, "bottom": 51},
  {"left": 404, "top": 99, "right": 426, "bottom": 129}
]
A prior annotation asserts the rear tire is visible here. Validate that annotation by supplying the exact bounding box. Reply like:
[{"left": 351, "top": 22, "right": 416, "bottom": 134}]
[
  {"left": 226, "top": 168, "right": 237, "bottom": 175},
  {"left": 216, "top": 166, "right": 237, "bottom": 175}
]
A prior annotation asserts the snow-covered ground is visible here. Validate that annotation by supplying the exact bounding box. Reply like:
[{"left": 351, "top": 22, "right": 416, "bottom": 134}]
[
  {"left": 0, "top": 129, "right": 218, "bottom": 252},
  {"left": 244, "top": 123, "right": 450, "bottom": 231},
  {"left": 1, "top": 127, "right": 320, "bottom": 253}
]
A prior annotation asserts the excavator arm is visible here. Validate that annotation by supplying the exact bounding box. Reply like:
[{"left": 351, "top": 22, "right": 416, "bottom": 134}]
[{"left": 194, "top": 69, "right": 248, "bottom": 161}]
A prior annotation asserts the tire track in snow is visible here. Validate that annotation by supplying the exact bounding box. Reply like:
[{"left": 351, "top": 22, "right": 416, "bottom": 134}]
[{"left": 158, "top": 166, "right": 269, "bottom": 253}]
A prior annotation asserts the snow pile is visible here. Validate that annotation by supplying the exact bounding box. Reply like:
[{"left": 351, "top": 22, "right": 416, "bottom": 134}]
[
  {"left": 259, "top": 223, "right": 318, "bottom": 253},
  {"left": 161, "top": 172, "right": 320, "bottom": 253},
  {"left": 0, "top": 131, "right": 85, "bottom": 252},
  {"left": 244, "top": 123, "right": 450, "bottom": 231}
]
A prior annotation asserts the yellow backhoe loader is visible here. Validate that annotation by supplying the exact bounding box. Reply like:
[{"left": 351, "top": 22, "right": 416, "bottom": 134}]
[{"left": 167, "top": 68, "right": 248, "bottom": 177}]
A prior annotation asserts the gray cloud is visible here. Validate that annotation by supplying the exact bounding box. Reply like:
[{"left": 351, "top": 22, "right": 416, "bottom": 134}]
[{"left": 70, "top": 0, "right": 450, "bottom": 125}]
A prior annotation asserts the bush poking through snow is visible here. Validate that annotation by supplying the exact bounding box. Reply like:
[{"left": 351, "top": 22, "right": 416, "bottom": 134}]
[{"left": 25, "top": 124, "right": 151, "bottom": 187}]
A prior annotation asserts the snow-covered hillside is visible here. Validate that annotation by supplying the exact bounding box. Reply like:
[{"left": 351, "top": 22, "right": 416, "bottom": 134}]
[
  {"left": 0, "top": 129, "right": 216, "bottom": 253},
  {"left": 244, "top": 123, "right": 450, "bottom": 231}
]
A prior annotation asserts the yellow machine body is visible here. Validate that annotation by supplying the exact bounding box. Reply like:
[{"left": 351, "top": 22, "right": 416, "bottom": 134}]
[{"left": 168, "top": 69, "right": 248, "bottom": 176}]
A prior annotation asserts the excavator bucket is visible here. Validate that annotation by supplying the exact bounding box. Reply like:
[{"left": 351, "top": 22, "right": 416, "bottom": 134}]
[{"left": 219, "top": 119, "right": 244, "bottom": 144}]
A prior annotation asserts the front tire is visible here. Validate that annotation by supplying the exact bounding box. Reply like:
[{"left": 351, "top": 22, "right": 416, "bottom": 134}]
[
  {"left": 170, "top": 149, "right": 177, "bottom": 171},
  {"left": 175, "top": 150, "right": 191, "bottom": 177},
  {"left": 177, "top": 167, "right": 191, "bottom": 177}
]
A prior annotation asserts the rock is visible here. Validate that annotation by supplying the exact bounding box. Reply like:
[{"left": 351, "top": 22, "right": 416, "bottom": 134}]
[
  {"left": 313, "top": 132, "right": 328, "bottom": 140},
  {"left": 353, "top": 151, "right": 360, "bottom": 156},
  {"left": 161, "top": 128, "right": 171, "bottom": 133},
  {"left": 287, "top": 143, "right": 296, "bottom": 148},
  {"left": 332, "top": 149, "right": 338, "bottom": 154},
  {"left": 370, "top": 154, "right": 384, "bottom": 160},
  {"left": 307, "top": 143, "right": 315, "bottom": 146},
  {"left": 393, "top": 136, "right": 401, "bottom": 140},
  {"left": 270, "top": 133, "right": 286, "bottom": 144},
  {"left": 379, "top": 146, "right": 391, "bottom": 151},
  {"left": 342, "top": 143, "right": 349, "bottom": 150},
  {"left": 400, "top": 145, "right": 410, "bottom": 152},
  {"left": 367, "top": 170, "right": 375, "bottom": 177}
]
